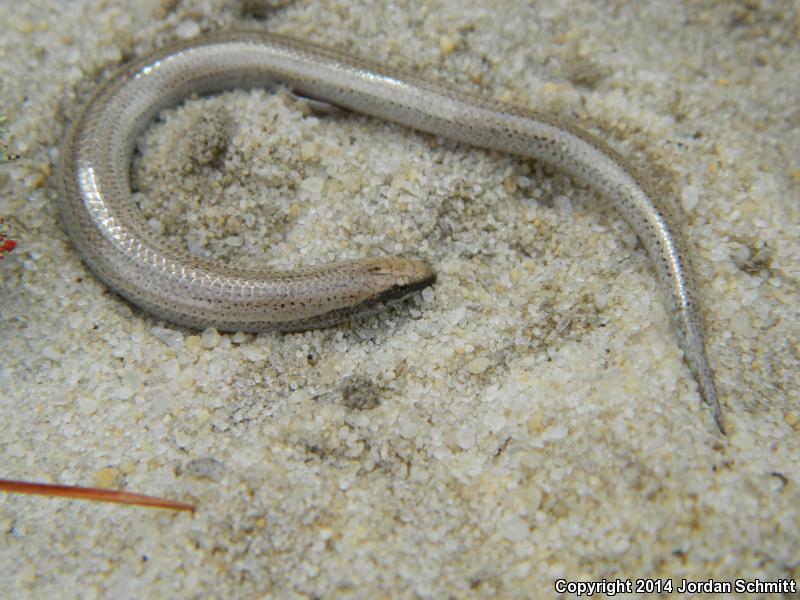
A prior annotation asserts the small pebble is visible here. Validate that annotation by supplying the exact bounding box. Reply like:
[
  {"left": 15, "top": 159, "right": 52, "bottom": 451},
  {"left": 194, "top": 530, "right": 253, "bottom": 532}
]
[
  {"left": 399, "top": 419, "right": 419, "bottom": 440},
  {"left": 201, "top": 327, "right": 221, "bottom": 349},
  {"left": 94, "top": 467, "right": 117, "bottom": 488},
  {"left": 77, "top": 396, "right": 101, "bottom": 415},
  {"left": 301, "top": 176, "right": 325, "bottom": 194},
  {"left": 467, "top": 357, "right": 490, "bottom": 374},
  {"left": 499, "top": 515, "right": 529, "bottom": 543},
  {"left": 439, "top": 34, "right": 457, "bottom": 55},
  {"left": 184, "top": 336, "right": 202, "bottom": 353},
  {"left": 455, "top": 425, "right": 475, "bottom": 450},
  {"left": 176, "top": 20, "right": 200, "bottom": 40},
  {"left": 681, "top": 185, "right": 700, "bottom": 211}
]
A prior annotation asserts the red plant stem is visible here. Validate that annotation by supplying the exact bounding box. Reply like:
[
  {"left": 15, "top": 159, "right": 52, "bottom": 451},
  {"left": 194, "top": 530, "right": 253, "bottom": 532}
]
[{"left": 0, "top": 478, "right": 195, "bottom": 513}]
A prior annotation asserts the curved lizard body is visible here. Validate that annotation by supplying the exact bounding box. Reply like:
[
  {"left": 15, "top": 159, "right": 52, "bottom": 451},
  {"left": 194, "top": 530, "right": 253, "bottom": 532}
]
[{"left": 59, "top": 32, "right": 723, "bottom": 431}]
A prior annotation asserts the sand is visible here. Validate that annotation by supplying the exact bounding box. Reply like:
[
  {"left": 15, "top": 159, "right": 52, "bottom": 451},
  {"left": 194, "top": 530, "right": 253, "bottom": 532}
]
[{"left": 1, "top": 0, "right": 798, "bottom": 597}]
